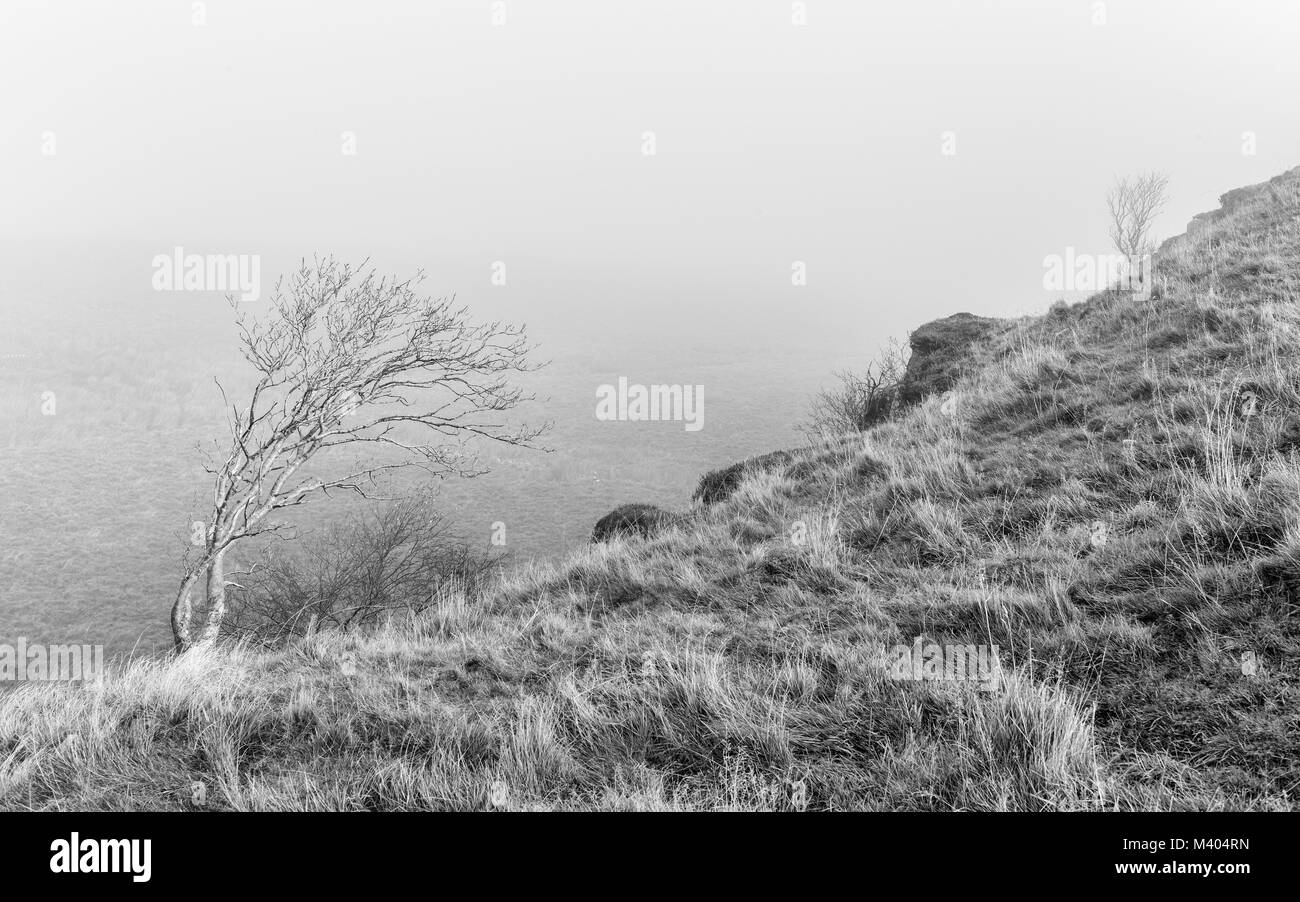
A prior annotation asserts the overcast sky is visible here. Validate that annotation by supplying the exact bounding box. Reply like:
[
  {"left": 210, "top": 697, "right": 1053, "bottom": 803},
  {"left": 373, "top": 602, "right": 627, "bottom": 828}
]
[{"left": 3, "top": 0, "right": 1298, "bottom": 351}]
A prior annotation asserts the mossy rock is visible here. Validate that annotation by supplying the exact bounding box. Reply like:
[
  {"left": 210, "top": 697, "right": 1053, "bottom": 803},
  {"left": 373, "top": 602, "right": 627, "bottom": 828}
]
[
  {"left": 897, "top": 312, "right": 999, "bottom": 405},
  {"left": 692, "top": 450, "right": 794, "bottom": 505},
  {"left": 590, "top": 503, "right": 674, "bottom": 543}
]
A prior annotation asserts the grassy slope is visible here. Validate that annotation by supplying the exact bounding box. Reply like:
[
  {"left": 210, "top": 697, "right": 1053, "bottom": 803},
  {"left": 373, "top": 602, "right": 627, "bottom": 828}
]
[{"left": 4, "top": 167, "right": 1300, "bottom": 811}]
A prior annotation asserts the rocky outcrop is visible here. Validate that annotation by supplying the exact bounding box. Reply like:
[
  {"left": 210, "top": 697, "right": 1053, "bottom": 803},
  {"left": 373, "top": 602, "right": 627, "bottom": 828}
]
[
  {"left": 1168, "top": 164, "right": 1300, "bottom": 250},
  {"left": 897, "top": 312, "right": 999, "bottom": 405}
]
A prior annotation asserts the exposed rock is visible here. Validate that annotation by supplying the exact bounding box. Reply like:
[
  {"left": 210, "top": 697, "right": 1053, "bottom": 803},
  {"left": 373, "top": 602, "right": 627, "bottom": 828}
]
[
  {"left": 1164, "top": 164, "right": 1300, "bottom": 252},
  {"left": 897, "top": 312, "right": 999, "bottom": 405}
]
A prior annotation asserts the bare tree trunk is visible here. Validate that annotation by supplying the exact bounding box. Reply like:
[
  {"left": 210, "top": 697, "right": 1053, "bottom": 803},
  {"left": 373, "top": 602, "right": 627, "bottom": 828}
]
[
  {"left": 171, "top": 570, "right": 200, "bottom": 651},
  {"left": 196, "top": 549, "right": 228, "bottom": 647}
]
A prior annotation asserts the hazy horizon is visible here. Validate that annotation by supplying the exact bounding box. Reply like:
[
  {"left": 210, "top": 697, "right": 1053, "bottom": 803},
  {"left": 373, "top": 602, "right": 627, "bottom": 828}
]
[{"left": 4, "top": 0, "right": 1299, "bottom": 349}]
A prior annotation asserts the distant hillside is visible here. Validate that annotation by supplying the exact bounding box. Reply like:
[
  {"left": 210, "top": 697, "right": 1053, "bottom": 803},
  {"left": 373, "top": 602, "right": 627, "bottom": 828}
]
[{"left": 3, "top": 166, "right": 1299, "bottom": 810}]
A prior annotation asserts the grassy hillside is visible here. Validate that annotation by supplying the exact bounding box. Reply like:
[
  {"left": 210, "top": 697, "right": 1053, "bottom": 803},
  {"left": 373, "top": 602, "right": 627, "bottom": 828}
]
[
  {"left": 0, "top": 263, "right": 860, "bottom": 658},
  {"left": 3, "top": 166, "right": 1299, "bottom": 811}
]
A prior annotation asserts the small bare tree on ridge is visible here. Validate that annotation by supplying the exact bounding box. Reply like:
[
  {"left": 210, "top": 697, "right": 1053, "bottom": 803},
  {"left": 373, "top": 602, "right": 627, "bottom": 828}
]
[{"left": 1106, "top": 171, "right": 1169, "bottom": 293}]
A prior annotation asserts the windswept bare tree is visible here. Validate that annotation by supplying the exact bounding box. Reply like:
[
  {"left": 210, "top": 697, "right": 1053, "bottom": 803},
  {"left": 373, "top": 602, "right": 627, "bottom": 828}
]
[
  {"left": 171, "top": 257, "right": 544, "bottom": 651},
  {"left": 1107, "top": 171, "right": 1170, "bottom": 292}
]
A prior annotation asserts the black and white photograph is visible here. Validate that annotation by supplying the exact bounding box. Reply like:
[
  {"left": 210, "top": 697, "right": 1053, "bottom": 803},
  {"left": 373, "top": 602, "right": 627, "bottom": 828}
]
[{"left": 0, "top": 0, "right": 1293, "bottom": 886}]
